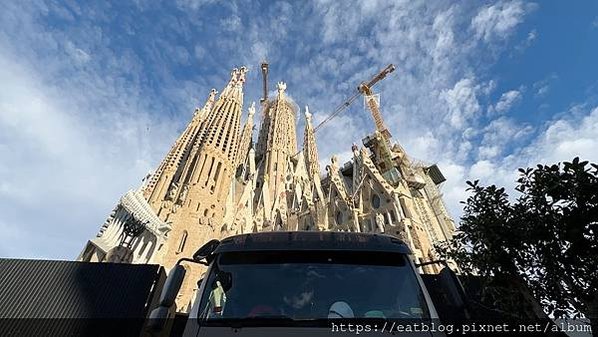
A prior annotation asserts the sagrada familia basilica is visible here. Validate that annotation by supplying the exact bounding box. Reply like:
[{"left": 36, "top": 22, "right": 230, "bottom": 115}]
[{"left": 78, "top": 64, "right": 457, "bottom": 311}]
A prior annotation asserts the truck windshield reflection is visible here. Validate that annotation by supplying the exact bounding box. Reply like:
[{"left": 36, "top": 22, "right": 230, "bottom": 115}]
[{"left": 198, "top": 251, "right": 429, "bottom": 325}]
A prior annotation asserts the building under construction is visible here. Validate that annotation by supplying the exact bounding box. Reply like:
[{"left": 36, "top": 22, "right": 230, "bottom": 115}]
[{"left": 78, "top": 63, "right": 457, "bottom": 312}]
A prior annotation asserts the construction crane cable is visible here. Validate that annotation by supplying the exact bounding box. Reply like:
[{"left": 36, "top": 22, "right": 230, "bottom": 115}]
[
  {"left": 312, "top": 64, "right": 394, "bottom": 133},
  {"left": 313, "top": 91, "right": 360, "bottom": 132},
  {"left": 290, "top": 64, "right": 396, "bottom": 160}
]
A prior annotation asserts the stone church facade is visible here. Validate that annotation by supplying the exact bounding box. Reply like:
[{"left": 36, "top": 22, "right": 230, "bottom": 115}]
[{"left": 78, "top": 66, "right": 456, "bottom": 312}]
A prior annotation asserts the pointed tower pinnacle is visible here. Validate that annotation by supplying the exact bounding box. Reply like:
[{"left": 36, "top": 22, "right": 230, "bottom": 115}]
[
  {"left": 303, "top": 106, "right": 321, "bottom": 179},
  {"left": 194, "top": 88, "right": 218, "bottom": 119},
  {"left": 236, "top": 101, "right": 256, "bottom": 167},
  {"left": 143, "top": 87, "right": 218, "bottom": 203},
  {"left": 153, "top": 67, "right": 249, "bottom": 310},
  {"left": 277, "top": 81, "right": 286, "bottom": 96},
  {"left": 198, "top": 66, "right": 248, "bottom": 163}
]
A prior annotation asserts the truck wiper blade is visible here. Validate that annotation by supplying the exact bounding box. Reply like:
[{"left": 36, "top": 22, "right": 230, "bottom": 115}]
[
  {"left": 228, "top": 316, "right": 294, "bottom": 328},
  {"left": 203, "top": 316, "right": 328, "bottom": 328}
]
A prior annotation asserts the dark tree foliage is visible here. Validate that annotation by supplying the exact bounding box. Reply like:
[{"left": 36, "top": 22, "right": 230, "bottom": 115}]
[{"left": 437, "top": 158, "right": 598, "bottom": 333}]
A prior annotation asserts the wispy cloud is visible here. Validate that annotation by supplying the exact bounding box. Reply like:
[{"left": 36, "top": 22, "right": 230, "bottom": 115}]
[
  {"left": 441, "top": 78, "right": 482, "bottom": 129},
  {"left": 0, "top": 52, "right": 179, "bottom": 258},
  {"left": 488, "top": 89, "right": 522, "bottom": 114},
  {"left": 533, "top": 73, "right": 558, "bottom": 98},
  {"left": 471, "top": 1, "right": 536, "bottom": 42}
]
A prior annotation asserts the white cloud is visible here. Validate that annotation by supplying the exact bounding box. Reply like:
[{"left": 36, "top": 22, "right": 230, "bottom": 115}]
[
  {"left": 471, "top": 1, "right": 534, "bottom": 42},
  {"left": 175, "top": 0, "right": 215, "bottom": 11},
  {"left": 536, "top": 85, "right": 549, "bottom": 96},
  {"left": 490, "top": 89, "right": 522, "bottom": 114},
  {"left": 469, "top": 160, "right": 495, "bottom": 179},
  {"left": 220, "top": 15, "right": 242, "bottom": 32},
  {"left": 194, "top": 44, "right": 206, "bottom": 59},
  {"left": 519, "top": 106, "right": 598, "bottom": 165},
  {"left": 0, "top": 42, "right": 180, "bottom": 258},
  {"left": 440, "top": 78, "right": 481, "bottom": 129},
  {"left": 527, "top": 29, "right": 537, "bottom": 42},
  {"left": 65, "top": 41, "right": 91, "bottom": 64},
  {"left": 443, "top": 105, "right": 598, "bottom": 219},
  {"left": 533, "top": 74, "right": 557, "bottom": 98},
  {"left": 513, "top": 29, "right": 538, "bottom": 54}
]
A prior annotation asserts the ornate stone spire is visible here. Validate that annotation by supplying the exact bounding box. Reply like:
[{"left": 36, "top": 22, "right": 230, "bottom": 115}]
[
  {"left": 236, "top": 101, "right": 256, "bottom": 167},
  {"left": 194, "top": 88, "right": 218, "bottom": 119},
  {"left": 144, "top": 67, "right": 249, "bottom": 311},
  {"left": 199, "top": 66, "right": 247, "bottom": 162},
  {"left": 303, "top": 105, "right": 320, "bottom": 179},
  {"left": 218, "top": 67, "right": 247, "bottom": 106},
  {"left": 253, "top": 81, "right": 297, "bottom": 227},
  {"left": 143, "top": 88, "right": 218, "bottom": 203}
]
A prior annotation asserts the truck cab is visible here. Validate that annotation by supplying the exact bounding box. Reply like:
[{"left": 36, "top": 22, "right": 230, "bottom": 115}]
[{"left": 151, "top": 231, "right": 444, "bottom": 337}]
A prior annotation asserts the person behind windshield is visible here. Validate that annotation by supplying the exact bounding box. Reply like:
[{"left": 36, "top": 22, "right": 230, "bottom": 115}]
[
  {"left": 280, "top": 280, "right": 315, "bottom": 319},
  {"left": 207, "top": 280, "right": 226, "bottom": 318}
]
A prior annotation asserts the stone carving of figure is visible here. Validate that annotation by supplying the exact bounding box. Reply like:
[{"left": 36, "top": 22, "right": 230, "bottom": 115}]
[
  {"left": 375, "top": 213, "right": 385, "bottom": 233},
  {"left": 331, "top": 155, "right": 339, "bottom": 168},
  {"left": 178, "top": 184, "right": 189, "bottom": 204},
  {"left": 209, "top": 88, "right": 217, "bottom": 100},
  {"left": 304, "top": 106, "right": 312, "bottom": 122},
  {"left": 277, "top": 81, "right": 287, "bottom": 94},
  {"left": 168, "top": 182, "right": 179, "bottom": 200},
  {"left": 248, "top": 101, "right": 256, "bottom": 117},
  {"left": 238, "top": 66, "right": 248, "bottom": 84}
]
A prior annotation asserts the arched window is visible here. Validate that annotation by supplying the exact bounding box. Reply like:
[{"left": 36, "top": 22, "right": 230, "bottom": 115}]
[
  {"left": 335, "top": 211, "right": 343, "bottom": 225},
  {"left": 176, "top": 230, "right": 188, "bottom": 254},
  {"left": 390, "top": 210, "right": 397, "bottom": 222},
  {"left": 371, "top": 193, "right": 381, "bottom": 209}
]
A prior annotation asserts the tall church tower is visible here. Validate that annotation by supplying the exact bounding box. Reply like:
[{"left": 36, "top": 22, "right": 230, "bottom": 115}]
[
  {"left": 79, "top": 67, "right": 249, "bottom": 311},
  {"left": 253, "top": 82, "right": 298, "bottom": 229},
  {"left": 142, "top": 88, "right": 217, "bottom": 208},
  {"left": 156, "top": 67, "right": 248, "bottom": 308},
  {"left": 303, "top": 106, "right": 321, "bottom": 181}
]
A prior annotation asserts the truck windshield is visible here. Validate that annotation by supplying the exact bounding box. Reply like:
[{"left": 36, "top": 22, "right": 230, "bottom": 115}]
[{"left": 197, "top": 250, "right": 429, "bottom": 324}]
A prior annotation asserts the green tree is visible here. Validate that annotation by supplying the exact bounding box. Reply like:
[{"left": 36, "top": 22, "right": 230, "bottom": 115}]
[{"left": 438, "top": 158, "right": 598, "bottom": 334}]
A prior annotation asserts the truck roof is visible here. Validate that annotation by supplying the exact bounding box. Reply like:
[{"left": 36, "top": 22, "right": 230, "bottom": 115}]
[{"left": 213, "top": 231, "right": 411, "bottom": 255}]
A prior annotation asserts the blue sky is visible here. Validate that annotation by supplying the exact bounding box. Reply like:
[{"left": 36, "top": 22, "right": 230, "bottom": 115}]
[{"left": 1, "top": 1, "right": 597, "bottom": 260}]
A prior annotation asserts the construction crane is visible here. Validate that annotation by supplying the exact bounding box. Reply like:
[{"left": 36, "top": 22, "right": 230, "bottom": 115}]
[
  {"left": 313, "top": 64, "right": 396, "bottom": 135},
  {"left": 358, "top": 64, "right": 395, "bottom": 140},
  {"left": 322, "top": 64, "right": 398, "bottom": 180},
  {"left": 308, "top": 64, "right": 424, "bottom": 188}
]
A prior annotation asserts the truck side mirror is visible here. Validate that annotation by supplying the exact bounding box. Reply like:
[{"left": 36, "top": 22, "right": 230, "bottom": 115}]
[
  {"left": 438, "top": 267, "right": 468, "bottom": 312},
  {"left": 147, "top": 265, "right": 186, "bottom": 333},
  {"left": 193, "top": 239, "right": 220, "bottom": 262},
  {"left": 159, "top": 264, "right": 187, "bottom": 307}
]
